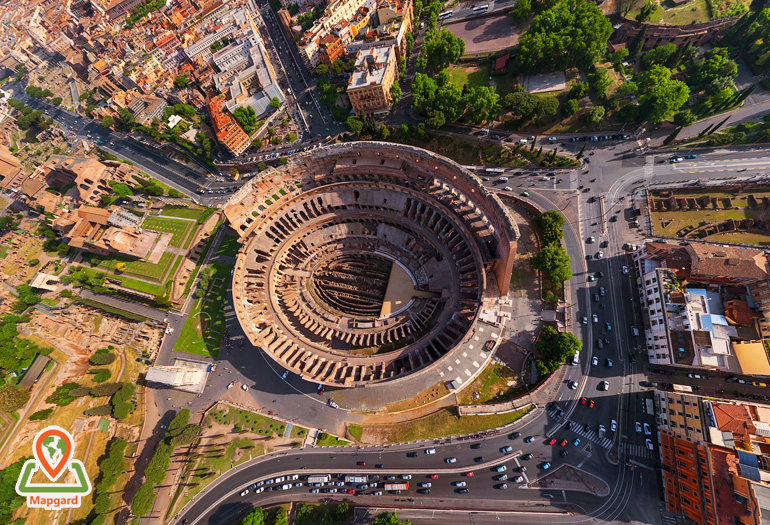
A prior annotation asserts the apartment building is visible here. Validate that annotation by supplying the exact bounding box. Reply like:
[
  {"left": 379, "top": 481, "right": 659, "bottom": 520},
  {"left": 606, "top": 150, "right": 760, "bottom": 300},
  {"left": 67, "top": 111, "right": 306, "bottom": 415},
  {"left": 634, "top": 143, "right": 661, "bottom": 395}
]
[
  {"left": 347, "top": 45, "right": 397, "bottom": 117},
  {"left": 207, "top": 94, "right": 250, "bottom": 155},
  {"left": 656, "top": 390, "right": 707, "bottom": 442},
  {"left": 749, "top": 279, "right": 770, "bottom": 338},
  {"left": 319, "top": 33, "right": 344, "bottom": 65}
]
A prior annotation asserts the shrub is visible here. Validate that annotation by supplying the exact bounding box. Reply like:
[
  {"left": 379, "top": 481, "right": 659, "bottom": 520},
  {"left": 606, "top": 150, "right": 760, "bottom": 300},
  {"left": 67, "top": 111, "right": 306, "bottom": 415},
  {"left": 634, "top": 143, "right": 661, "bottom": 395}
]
[
  {"left": 90, "top": 382, "right": 123, "bottom": 397},
  {"left": 29, "top": 408, "right": 54, "bottom": 421},
  {"left": 84, "top": 405, "right": 113, "bottom": 416},
  {"left": 90, "top": 352, "right": 116, "bottom": 366},
  {"left": 45, "top": 382, "right": 81, "bottom": 406}
]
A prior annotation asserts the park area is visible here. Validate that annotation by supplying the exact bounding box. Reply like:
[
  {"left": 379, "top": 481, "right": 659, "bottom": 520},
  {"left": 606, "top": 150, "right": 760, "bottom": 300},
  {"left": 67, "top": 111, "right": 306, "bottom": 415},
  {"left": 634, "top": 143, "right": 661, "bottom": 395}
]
[
  {"left": 650, "top": 188, "right": 770, "bottom": 246},
  {"left": 174, "top": 262, "right": 232, "bottom": 357}
]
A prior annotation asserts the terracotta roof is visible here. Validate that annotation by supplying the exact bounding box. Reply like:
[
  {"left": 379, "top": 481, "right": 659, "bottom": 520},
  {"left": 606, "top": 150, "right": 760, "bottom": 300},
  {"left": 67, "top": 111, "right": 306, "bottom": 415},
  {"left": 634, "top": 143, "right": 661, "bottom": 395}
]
[
  {"left": 712, "top": 403, "right": 756, "bottom": 437},
  {"left": 686, "top": 243, "right": 770, "bottom": 282},
  {"left": 724, "top": 299, "right": 758, "bottom": 326}
]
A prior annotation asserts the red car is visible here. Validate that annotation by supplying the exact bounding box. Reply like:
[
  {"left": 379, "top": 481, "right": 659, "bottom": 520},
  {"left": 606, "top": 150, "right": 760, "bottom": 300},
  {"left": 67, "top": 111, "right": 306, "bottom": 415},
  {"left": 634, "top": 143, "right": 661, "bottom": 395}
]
[
  {"left": 347, "top": 489, "right": 355, "bottom": 494},
  {"left": 560, "top": 439, "right": 568, "bottom": 446},
  {"left": 589, "top": 400, "right": 595, "bottom": 408},
  {"left": 464, "top": 472, "right": 474, "bottom": 477},
  {"left": 357, "top": 461, "right": 365, "bottom": 466},
  {"left": 580, "top": 397, "right": 587, "bottom": 405},
  {"left": 548, "top": 438, "right": 556, "bottom": 446},
  {"left": 430, "top": 474, "right": 439, "bottom": 479}
]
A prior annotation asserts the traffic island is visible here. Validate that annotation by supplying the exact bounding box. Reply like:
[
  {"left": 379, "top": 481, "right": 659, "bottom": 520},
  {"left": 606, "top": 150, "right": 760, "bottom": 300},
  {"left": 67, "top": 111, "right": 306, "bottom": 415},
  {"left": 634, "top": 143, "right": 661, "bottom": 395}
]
[{"left": 529, "top": 464, "right": 610, "bottom": 496}]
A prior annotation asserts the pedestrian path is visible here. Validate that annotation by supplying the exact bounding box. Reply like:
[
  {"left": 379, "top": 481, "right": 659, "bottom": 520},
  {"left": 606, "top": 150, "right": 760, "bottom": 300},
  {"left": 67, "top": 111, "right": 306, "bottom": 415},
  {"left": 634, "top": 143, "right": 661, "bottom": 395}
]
[
  {"left": 620, "top": 442, "right": 655, "bottom": 459},
  {"left": 546, "top": 406, "right": 613, "bottom": 449}
]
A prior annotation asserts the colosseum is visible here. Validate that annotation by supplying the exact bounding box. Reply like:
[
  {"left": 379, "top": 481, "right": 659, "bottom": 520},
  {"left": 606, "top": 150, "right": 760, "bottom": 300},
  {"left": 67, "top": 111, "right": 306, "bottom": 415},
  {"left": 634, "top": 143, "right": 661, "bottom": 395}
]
[{"left": 224, "top": 142, "right": 518, "bottom": 387}]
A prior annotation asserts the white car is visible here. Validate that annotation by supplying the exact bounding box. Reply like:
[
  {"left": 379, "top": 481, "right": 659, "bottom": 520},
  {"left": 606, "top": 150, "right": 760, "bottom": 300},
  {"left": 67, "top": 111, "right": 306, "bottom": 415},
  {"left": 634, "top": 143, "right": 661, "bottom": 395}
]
[
  {"left": 599, "top": 381, "right": 609, "bottom": 391},
  {"left": 227, "top": 382, "right": 234, "bottom": 389},
  {"left": 568, "top": 380, "right": 577, "bottom": 389},
  {"left": 514, "top": 475, "right": 524, "bottom": 483},
  {"left": 504, "top": 186, "right": 513, "bottom": 191},
  {"left": 610, "top": 419, "right": 617, "bottom": 432},
  {"left": 644, "top": 423, "right": 652, "bottom": 435},
  {"left": 240, "top": 489, "right": 249, "bottom": 496},
  {"left": 254, "top": 487, "right": 264, "bottom": 494},
  {"left": 453, "top": 481, "right": 467, "bottom": 487},
  {"left": 518, "top": 139, "right": 527, "bottom": 144},
  {"left": 622, "top": 265, "right": 629, "bottom": 274},
  {"left": 636, "top": 422, "right": 642, "bottom": 433},
  {"left": 445, "top": 457, "right": 457, "bottom": 463},
  {"left": 596, "top": 251, "right": 603, "bottom": 259},
  {"left": 645, "top": 438, "right": 654, "bottom": 450},
  {"left": 401, "top": 474, "right": 412, "bottom": 480},
  {"left": 425, "top": 448, "right": 436, "bottom": 454},
  {"left": 241, "top": 384, "right": 249, "bottom": 391},
  {"left": 592, "top": 314, "right": 598, "bottom": 323},
  {"left": 582, "top": 316, "right": 588, "bottom": 325},
  {"left": 592, "top": 356, "right": 598, "bottom": 366}
]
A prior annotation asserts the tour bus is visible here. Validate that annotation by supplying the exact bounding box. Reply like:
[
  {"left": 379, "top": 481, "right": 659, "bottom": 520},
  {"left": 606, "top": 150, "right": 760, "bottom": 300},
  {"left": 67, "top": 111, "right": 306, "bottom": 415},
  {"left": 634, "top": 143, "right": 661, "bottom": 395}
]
[
  {"left": 438, "top": 10, "right": 454, "bottom": 20},
  {"left": 472, "top": 4, "right": 489, "bottom": 13}
]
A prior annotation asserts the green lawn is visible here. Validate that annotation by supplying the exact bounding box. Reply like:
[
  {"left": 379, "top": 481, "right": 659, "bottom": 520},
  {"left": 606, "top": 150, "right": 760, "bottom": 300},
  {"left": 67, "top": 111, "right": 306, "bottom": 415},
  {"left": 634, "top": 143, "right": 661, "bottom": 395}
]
[
  {"left": 141, "top": 215, "right": 196, "bottom": 248},
  {"left": 316, "top": 432, "right": 350, "bottom": 447},
  {"left": 160, "top": 207, "right": 206, "bottom": 220},
  {"left": 173, "top": 262, "right": 232, "bottom": 357},
  {"left": 351, "top": 405, "right": 534, "bottom": 444},
  {"left": 208, "top": 406, "right": 291, "bottom": 438},
  {"left": 88, "top": 252, "right": 178, "bottom": 282},
  {"left": 446, "top": 65, "right": 489, "bottom": 90},
  {"left": 215, "top": 235, "right": 241, "bottom": 258},
  {"left": 0, "top": 245, "right": 8, "bottom": 259}
]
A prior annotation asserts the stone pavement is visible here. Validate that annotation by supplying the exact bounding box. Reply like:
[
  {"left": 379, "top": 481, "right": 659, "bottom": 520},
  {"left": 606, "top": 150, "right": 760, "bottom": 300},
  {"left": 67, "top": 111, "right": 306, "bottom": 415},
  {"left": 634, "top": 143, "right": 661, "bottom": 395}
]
[{"left": 532, "top": 464, "right": 610, "bottom": 496}]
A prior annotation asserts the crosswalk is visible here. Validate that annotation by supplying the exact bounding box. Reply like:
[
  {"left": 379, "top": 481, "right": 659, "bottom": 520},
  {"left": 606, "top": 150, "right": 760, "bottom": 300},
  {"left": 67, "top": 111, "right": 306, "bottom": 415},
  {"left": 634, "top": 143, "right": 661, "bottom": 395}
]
[
  {"left": 620, "top": 442, "right": 656, "bottom": 460},
  {"left": 568, "top": 422, "right": 614, "bottom": 449}
]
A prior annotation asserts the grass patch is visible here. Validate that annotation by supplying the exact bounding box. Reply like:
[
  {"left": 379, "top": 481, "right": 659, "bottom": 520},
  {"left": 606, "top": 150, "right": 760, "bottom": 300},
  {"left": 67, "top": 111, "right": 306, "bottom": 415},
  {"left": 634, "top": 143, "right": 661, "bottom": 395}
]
[
  {"left": 650, "top": 189, "right": 770, "bottom": 244},
  {"left": 702, "top": 231, "right": 770, "bottom": 246},
  {"left": 316, "top": 432, "right": 350, "bottom": 446},
  {"left": 160, "top": 207, "right": 206, "bottom": 220},
  {"left": 456, "top": 362, "right": 523, "bottom": 405},
  {"left": 394, "top": 131, "right": 527, "bottom": 167},
  {"left": 347, "top": 424, "right": 363, "bottom": 442},
  {"left": 207, "top": 406, "right": 289, "bottom": 437},
  {"left": 173, "top": 262, "right": 232, "bottom": 357},
  {"left": 142, "top": 215, "right": 196, "bottom": 248},
  {"left": 445, "top": 65, "right": 488, "bottom": 90},
  {"left": 215, "top": 234, "right": 241, "bottom": 258},
  {"left": 290, "top": 425, "right": 308, "bottom": 439},
  {"left": 355, "top": 405, "right": 533, "bottom": 444},
  {"left": 87, "top": 251, "right": 179, "bottom": 284}
]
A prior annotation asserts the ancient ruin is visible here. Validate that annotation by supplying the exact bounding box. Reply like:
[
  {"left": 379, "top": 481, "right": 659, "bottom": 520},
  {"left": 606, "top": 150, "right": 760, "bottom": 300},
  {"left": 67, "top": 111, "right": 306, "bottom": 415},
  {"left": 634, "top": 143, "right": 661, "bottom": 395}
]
[{"left": 225, "top": 142, "right": 518, "bottom": 387}]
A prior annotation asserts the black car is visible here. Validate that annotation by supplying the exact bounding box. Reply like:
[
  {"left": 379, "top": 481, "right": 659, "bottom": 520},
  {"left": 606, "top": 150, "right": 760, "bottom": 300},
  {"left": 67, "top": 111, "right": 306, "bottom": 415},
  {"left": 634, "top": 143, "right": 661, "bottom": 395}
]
[
  {"left": 629, "top": 353, "right": 637, "bottom": 363},
  {"left": 640, "top": 381, "right": 654, "bottom": 387},
  {"left": 508, "top": 432, "right": 520, "bottom": 440},
  {"left": 417, "top": 488, "right": 431, "bottom": 494},
  {"left": 522, "top": 453, "right": 533, "bottom": 460},
  {"left": 457, "top": 488, "right": 470, "bottom": 494},
  {"left": 385, "top": 476, "right": 396, "bottom": 481},
  {"left": 597, "top": 271, "right": 604, "bottom": 278},
  {"left": 474, "top": 456, "right": 484, "bottom": 462},
  {"left": 407, "top": 452, "right": 417, "bottom": 457},
  {"left": 561, "top": 450, "right": 568, "bottom": 458},
  {"left": 471, "top": 443, "right": 482, "bottom": 449},
  {"left": 375, "top": 464, "right": 384, "bottom": 469}
]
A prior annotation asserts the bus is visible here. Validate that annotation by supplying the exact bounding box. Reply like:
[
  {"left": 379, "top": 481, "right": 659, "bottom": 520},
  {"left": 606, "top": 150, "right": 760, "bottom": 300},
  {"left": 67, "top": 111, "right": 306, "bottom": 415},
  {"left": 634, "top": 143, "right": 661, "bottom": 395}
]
[
  {"left": 472, "top": 4, "right": 489, "bottom": 13},
  {"left": 438, "top": 10, "right": 453, "bottom": 20}
]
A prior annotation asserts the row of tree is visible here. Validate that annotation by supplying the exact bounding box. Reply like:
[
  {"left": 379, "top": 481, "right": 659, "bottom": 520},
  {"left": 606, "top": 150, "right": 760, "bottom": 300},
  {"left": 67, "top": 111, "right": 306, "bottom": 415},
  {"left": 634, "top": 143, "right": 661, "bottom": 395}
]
[{"left": 133, "top": 409, "right": 202, "bottom": 517}]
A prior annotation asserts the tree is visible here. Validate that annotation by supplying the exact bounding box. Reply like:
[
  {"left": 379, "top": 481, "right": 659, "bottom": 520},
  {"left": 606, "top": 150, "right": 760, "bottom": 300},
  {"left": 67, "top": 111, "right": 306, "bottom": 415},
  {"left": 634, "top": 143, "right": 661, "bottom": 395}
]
[
  {"left": 252, "top": 137, "right": 263, "bottom": 149},
  {"left": 242, "top": 508, "right": 265, "bottom": 525},
  {"left": 576, "top": 143, "right": 586, "bottom": 159},
  {"left": 636, "top": 65, "right": 690, "bottom": 124},
  {"left": 588, "top": 69, "right": 612, "bottom": 100},
  {"left": 271, "top": 507, "right": 288, "bottom": 525},
  {"left": 635, "top": 0, "right": 657, "bottom": 22},
  {"left": 315, "top": 64, "right": 329, "bottom": 76},
  {"left": 505, "top": 91, "right": 539, "bottom": 120},
  {"left": 535, "top": 210, "right": 565, "bottom": 245},
  {"left": 537, "top": 96, "right": 559, "bottom": 116},
  {"left": 610, "top": 48, "right": 629, "bottom": 67},
  {"left": 372, "top": 512, "right": 411, "bottom": 525},
  {"left": 173, "top": 73, "right": 189, "bottom": 89},
  {"left": 90, "top": 352, "right": 116, "bottom": 366},
  {"left": 568, "top": 81, "right": 588, "bottom": 101},
  {"left": 233, "top": 106, "right": 258, "bottom": 134},
  {"left": 29, "top": 408, "right": 54, "bottom": 421},
  {"left": 535, "top": 326, "right": 581, "bottom": 372},
  {"left": 118, "top": 107, "right": 135, "bottom": 131},
  {"left": 0, "top": 384, "right": 29, "bottom": 412},
  {"left": 101, "top": 116, "right": 114, "bottom": 129},
  {"left": 346, "top": 116, "right": 365, "bottom": 135},
  {"left": 511, "top": 0, "right": 531, "bottom": 22},
  {"left": 51, "top": 96, "right": 62, "bottom": 106},
  {"left": 618, "top": 102, "right": 639, "bottom": 122},
  {"left": 692, "top": 48, "right": 738, "bottom": 89},
  {"left": 582, "top": 106, "right": 605, "bottom": 125},
  {"left": 673, "top": 110, "right": 697, "bottom": 127},
  {"left": 422, "top": 29, "right": 465, "bottom": 71},
  {"left": 270, "top": 97, "right": 281, "bottom": 109},
  {"left": 516, "top": 0, "right": 612, "bottom": 72},
  {"left": 562, "top": 98, "right": 578, "bottom": 117},
  {"left": 464, "top": 86, "right": 500, "bottom": 124},
  {"left": 628, "top": 25, "right": 647, "bottom": 59},
  {"left": 131, "top": 483, "right": 156, "bottom": 517},
  {"left": 531, "top": 243, "right": 572, "bottom": 283},
  {"left": 335, "top": 502, "right": 352, "bottom": 523},
  {"left": 662, "top": 126, "right": 682, "bottom": 146},
  {"left": 641, "top": 43, "right": 677, "bottom": 70},
  {"left": 390, "top": 82, "right": 402, "bottom": 105},
  {"left": 412, "top": 73, "right": 438, "bottom": 114}
]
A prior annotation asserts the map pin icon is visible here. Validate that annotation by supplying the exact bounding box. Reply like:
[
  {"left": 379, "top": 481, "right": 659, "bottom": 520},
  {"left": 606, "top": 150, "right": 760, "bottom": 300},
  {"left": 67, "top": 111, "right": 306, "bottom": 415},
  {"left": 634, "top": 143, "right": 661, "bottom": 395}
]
[{"left": 33, "top": 426, "right": 74, "bottom": 482}]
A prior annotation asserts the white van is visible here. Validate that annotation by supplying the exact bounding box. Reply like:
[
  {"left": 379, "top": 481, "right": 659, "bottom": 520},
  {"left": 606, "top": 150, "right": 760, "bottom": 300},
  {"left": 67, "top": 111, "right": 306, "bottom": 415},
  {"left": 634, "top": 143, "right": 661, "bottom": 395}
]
[
  {"left": 631, "top": 327, "right": 639, "bottom": 336},
  {"left": 570, "top": 353, "right": 579, "bottom": 366}
]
